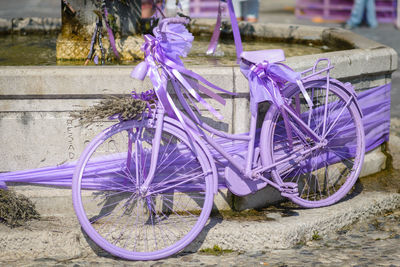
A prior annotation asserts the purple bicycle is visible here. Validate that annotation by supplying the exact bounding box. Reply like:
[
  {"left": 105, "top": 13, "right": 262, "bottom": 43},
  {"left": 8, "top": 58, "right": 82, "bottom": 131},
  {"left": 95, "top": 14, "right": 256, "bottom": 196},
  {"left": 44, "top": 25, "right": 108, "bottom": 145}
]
[{"left": 72, "top": 0, "right": 365, "bottom": 261}]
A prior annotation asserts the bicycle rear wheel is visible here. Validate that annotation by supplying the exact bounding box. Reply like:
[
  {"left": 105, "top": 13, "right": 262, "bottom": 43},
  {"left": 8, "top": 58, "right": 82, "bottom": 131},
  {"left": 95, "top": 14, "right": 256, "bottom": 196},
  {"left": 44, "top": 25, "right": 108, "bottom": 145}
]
[
  {"left": 261, "top": 78, "right": 365, "bottom": 208},
  {"left": 72, "top": 119, "right": 214, "bottom": 260}
]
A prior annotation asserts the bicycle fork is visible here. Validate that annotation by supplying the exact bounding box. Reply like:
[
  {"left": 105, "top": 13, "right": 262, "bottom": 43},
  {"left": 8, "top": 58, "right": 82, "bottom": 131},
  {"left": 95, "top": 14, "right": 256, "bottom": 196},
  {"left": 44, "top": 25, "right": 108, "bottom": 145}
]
[{"left": 138, "top": 107, "right": 165, "bottom": 194}]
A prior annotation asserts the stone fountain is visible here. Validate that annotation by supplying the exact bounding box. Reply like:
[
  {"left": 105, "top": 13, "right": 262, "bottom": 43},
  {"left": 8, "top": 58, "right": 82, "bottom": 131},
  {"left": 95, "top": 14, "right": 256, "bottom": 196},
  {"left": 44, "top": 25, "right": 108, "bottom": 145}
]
[{"left": 0, "top": 7, "right": 397, "bottom": 212}]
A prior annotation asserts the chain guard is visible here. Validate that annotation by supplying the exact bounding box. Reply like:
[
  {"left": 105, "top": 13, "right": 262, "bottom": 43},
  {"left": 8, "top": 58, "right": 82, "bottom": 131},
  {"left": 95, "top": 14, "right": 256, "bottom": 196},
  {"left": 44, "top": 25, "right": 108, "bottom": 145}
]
[{"left": 224, "top": 155, "right": 269, "bottom": 197}]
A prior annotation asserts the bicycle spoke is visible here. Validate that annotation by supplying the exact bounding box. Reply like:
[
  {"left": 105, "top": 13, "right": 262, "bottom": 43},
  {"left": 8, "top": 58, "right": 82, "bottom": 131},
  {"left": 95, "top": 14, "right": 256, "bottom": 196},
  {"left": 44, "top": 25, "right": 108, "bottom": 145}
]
[
  {"left": 74, "top": 119, "right": 213, "bottom": 258},
  {"left": 266, "top": 80, "right": 363, "bottom": 207}
]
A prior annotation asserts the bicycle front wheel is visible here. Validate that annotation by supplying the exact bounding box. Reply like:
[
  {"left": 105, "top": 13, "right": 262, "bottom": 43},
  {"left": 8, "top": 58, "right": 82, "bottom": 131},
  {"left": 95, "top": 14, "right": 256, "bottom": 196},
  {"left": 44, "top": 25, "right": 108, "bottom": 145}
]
[
  {"left": 261, "top": 78, "right": 365, "bottom": 208},
  {"left": 72, "top": 119, "right": 214, "bottom": 260}
]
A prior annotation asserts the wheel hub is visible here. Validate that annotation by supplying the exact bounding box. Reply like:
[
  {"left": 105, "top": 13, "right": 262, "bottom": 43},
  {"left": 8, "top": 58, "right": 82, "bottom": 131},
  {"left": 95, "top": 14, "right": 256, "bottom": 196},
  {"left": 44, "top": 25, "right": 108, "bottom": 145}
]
[{"left": 320, "top": 139, "right": 328, "bottom": 147}]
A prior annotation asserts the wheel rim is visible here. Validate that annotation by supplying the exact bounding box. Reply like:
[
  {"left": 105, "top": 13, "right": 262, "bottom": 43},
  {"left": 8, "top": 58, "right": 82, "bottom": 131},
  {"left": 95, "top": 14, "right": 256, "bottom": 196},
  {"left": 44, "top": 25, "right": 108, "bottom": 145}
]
[
  {"left": 72, "top": 120, "right": 213, "bottom": 260},
  {"left": 264, "top": 80, "right": 364, "bottom": 207}
]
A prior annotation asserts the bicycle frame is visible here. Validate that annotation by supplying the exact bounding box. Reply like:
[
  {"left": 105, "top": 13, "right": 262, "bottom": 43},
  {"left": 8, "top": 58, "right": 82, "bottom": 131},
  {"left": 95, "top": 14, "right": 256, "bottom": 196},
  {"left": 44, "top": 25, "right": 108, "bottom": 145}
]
[
  {"left": 139, "top": 70, "right": 331, "bottom": 195},
  {"left": 67, "top": 1, "right": 367, "bottom": 260},
  {"left": 133, "top": 0, "right": 364, "bottom": 196}
]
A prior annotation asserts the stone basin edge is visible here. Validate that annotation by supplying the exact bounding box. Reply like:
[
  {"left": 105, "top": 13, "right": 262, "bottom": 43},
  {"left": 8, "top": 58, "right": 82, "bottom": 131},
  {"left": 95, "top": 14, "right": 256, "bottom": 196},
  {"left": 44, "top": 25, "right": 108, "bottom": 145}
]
[
  {"left": 0, "top": 22, "right": 397, "bottom": 96},
  {"left": 0, "top": 21, "right": 395, "bottom": 211}
]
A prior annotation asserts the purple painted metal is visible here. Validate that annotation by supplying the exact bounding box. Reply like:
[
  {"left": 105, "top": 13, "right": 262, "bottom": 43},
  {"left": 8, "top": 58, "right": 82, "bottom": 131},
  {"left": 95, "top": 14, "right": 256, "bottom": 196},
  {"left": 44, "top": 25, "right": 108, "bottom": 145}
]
[
  {"left": 141, "top": 107, "right": 166, "bottom": 189},
  {"left": 85, "top": 4, "right": 366, "bottom": 214},
  {"left": 130, "top": 61, "right": 148, "bottom": 80}
]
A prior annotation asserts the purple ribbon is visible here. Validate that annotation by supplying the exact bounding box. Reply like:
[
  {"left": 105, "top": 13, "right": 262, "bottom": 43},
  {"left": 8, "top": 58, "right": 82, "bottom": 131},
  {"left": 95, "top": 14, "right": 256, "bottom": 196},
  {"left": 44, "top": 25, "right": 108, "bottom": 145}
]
[
  {"left": 207, "top": 0, "right": 223, "bottom": 55},
  {"left": 243, "top": 61, "right": 301, "bottom": 146},
  {"left": 148, "top": 0, "right": 166, "bottom": 19},
  {"left": 103, "top": 6, "right": 120, "bottom": 59},
  {"left": 207, "top": 0, "right": 243, "bottom": 62},
  {"left": 131, "top": 19, "right": 236, "bottom": 134},
  {"left": 242, "top": 61, "right": 300, "bottom": 115}
]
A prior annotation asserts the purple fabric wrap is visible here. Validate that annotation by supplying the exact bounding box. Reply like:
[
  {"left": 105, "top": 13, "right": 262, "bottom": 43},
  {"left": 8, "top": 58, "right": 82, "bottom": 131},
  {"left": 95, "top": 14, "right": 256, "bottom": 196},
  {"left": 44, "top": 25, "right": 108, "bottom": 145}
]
[
  {"left": 359, "top": 84, "right": 391, "bottom": 149},
  {"left": 0, "top": 83, "right": 391, "bottom": 190},
  {"left": 0, "top": 182, "right": 7, "bottom": 190}
]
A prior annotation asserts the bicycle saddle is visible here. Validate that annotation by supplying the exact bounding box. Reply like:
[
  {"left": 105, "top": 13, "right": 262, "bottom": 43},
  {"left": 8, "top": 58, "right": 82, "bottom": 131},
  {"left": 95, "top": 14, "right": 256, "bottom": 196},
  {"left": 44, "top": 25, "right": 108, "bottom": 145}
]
[{"left": 241, "top": 49, "right": 285, "bottom": 65}]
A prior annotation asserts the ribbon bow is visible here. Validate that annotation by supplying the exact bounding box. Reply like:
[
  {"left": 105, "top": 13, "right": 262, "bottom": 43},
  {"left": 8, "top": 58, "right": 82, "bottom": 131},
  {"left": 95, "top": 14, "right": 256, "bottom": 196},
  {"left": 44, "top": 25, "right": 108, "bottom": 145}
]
[
  {"left": 131, "top": 19, "right": 236, "bottom": 136},
  {"left": 245, "top": 60, "right": 300, "bottom": 115},
  {"left": 244, "top": 60, "right": 301, "bottom": 147}
]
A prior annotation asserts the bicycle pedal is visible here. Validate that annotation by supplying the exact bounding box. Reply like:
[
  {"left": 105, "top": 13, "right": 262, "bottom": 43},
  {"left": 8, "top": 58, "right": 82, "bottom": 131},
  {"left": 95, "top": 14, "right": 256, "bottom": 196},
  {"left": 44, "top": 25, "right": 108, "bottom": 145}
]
[{"left": 280, "top": 182, "right": 298, "bottom": 198}]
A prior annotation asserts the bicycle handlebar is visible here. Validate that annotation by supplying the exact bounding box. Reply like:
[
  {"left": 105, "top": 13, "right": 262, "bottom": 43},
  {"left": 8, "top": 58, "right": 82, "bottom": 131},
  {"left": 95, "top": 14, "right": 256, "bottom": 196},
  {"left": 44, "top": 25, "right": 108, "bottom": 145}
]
[{"left": 162, "top": 17, "right": 189, "bottom": 25}]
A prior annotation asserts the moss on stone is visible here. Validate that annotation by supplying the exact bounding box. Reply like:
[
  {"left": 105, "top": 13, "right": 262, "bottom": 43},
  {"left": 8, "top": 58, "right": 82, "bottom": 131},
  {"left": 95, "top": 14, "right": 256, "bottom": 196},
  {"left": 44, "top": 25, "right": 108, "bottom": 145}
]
[
  {"left": 359, "top": 157, "right": 400, "bottom": 193},
  {"left": 199, "top": 245, "right": 234, "bottom": 256},
  {"left": 311, "top": 230, "right": 322, "bottom": 241},
  {"left": 211, "top": 209, "right": 276, "bottom": 222}
]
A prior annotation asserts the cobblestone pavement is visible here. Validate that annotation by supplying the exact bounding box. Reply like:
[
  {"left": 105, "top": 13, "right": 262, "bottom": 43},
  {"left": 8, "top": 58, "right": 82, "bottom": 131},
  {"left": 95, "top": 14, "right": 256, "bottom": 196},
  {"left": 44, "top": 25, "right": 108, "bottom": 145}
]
[{"left": 5, "top": 207, "right": 399, "bottom": 266}]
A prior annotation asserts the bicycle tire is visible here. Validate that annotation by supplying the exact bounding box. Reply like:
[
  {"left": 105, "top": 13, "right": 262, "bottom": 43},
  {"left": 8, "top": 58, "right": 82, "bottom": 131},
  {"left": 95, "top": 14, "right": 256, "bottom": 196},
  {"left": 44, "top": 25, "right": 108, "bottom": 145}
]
[
  {"left": 72, "top": 118, "right": 214, "bottom": 260},
  {"left": 260, "top": 78, "right": 365, "bottom": 208}
]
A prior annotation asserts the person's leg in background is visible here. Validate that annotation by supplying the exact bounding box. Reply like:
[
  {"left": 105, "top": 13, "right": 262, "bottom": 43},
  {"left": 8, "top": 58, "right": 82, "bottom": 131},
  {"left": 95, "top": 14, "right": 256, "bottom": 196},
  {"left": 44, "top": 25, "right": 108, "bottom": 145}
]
[
  {"left": 346, "top": 0, "right": 367, "bottom": 28},
  {"left": 142, "top": 0, "right": 154, "bottom": 18},
  {"left": 242, "top": 0, "right": 259, "bottom": 22},
  {"left": 232, "top": 0, "right": 244, "bottom": 21},
  {"left": 165, "top": 0, "right": 190, "bottom": 16},
  {"left": 365, "top": 0, "right": 378, "bottom": 28},
  {"left": 397, "top": 0, "right": 400, "bottom": 29},
  {"left": 179, "top": 0, "right": 190, "bottom": 16}
]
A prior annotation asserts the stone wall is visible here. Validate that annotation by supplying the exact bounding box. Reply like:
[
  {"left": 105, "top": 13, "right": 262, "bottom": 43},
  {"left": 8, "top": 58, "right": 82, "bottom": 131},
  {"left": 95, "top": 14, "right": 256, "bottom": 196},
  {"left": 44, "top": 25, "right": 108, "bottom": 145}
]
[{"left": 0, "top": 18, "right": 61, "bottom": 33}]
